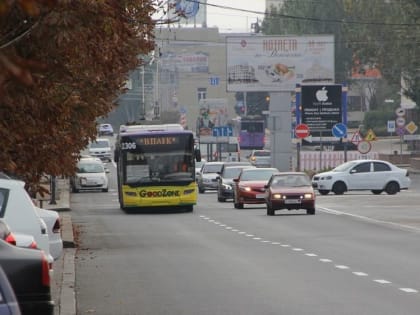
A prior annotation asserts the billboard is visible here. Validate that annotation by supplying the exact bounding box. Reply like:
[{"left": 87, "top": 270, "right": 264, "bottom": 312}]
[
  {"left": 226, "top": 35, "right": 335, "bottom": 92},
  {"left": 301, "top": 85, "right": 342, "bottom": 135},
  {"left": 196, "top": 98, "right": 229, "bottom": 136}
]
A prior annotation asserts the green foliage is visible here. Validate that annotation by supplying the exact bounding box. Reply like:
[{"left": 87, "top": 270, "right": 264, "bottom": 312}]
[{"left": 362, "top": 111, "right": 394, "bottom": 136}]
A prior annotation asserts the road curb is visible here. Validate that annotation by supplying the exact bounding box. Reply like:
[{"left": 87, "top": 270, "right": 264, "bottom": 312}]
[{"left": 58, "top": 214, "right": 76, "bottom": 315}]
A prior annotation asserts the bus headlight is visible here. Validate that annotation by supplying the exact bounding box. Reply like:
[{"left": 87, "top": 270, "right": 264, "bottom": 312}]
[{"left": 184, "top": 189, "right": 195, "bottom": 195}]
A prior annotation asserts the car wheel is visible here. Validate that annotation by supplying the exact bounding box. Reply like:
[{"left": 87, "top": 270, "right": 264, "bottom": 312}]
[
  {"left": 185, "top": 205, "right": 193, "bottom": 212},
  {"left": 218, "top": 196, "right": 226, "bottom": 202},
  {"left": 72, "top": 186, "right": 79, "bottom": 193},
  {"left": 102, "top": 188, "right": 108, "bottom": 192},
  {"left": 332, "top": 181, "right": 346, "bottom": 195},
  {"left": 306, "top": 208, "right": 316, "bottom": 215},
  {"left": 266, "top": 204, "right": 275, "bottom": 216},
  {"left": 371, "top": 190, "right": 383, "bottom": 195},
  {"left": 234, "top": 202, "right": 243, "bottom": 209},
  {"left": 385, "top": 181, "right": 399, "bottom": 195},
  {"left": 318, "top": 190, "right": 329, "bottom": 195},
  {"left": 198, "top": 187, "right": 205, "bottom": 194}
]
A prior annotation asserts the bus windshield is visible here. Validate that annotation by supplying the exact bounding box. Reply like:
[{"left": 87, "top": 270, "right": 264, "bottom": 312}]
[{"left": 120, "top": 133, "right": 195, "bottom": 185}]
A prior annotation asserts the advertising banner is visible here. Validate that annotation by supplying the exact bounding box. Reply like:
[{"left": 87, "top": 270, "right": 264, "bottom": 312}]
[
  {"left": 226, "top": 35, "right": 334, "bottom": 92},
  {"left": 301, "top": 85, "right": 342, "bottom": 135},
  {"left": 196, "top": 99, "right": 229, "bottom": 136}
]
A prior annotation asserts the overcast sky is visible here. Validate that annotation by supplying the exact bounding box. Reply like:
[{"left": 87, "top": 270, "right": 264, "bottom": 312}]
[{"left": 205, "top": 1, "right": 266, "bottom": 33}]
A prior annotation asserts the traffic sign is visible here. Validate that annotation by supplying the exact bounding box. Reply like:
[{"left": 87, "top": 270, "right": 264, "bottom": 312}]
[
  {"left": 212, "top": 126, "right": 233, "bottom": 137},
  {"left": 332, "top": 123, "right": 347, "bottom": 138},
  {"left": 357, "top": 140, "right": 371, "bottom": 154},
  {"left": 364, "top": 129, "right": 377, "bottom": 141},
  {"left": 295, "top": 123, "right": 310, "bottom": 139},
  {"left": 350, "top": 131, "right": 362, "bottom": 145}
]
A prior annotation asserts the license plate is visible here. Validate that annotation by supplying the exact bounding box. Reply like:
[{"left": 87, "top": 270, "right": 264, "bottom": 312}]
[
  {"left": 256, "top": 194, "right": 265, "bottom": 199},
  {"left": 285, "top": 199, "right": 301, "bottom": 204}
]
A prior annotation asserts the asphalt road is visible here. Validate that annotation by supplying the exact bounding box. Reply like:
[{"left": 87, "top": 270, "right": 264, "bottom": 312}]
[{"left": 68, "top": 162, "right": 420, "bottom": 315}]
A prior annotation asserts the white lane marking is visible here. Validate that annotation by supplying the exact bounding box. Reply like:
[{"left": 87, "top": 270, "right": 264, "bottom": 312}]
[
  {"left": 232, "top": 229, "right": 239, "bottom": 232},
  {"left": 225, "top": 226, "right": 232, "bottom": 230},
  {"left": 281, "top": 244, "right": 291, "bottom": 247},
  {"left": 353, "top": 272, "right": 368, "bottom": 277},
  {"left": 219, "top": 224, "right": 226, "bottom": 227},
  {"left": 253, "top": 237, "right": 262, "bottom": 240},
  {"left": 238, "top": 231, "right": 246, "bottom": 234},
  {"left": 305, "top": 253, "right": 318, "bottom": 257},
  {"left": 399, "top": 288, "right": 418, "bottom": 293},
  {"left": 271, "top": 242, "right": 281, "bottom": 245},
  {"left": 374, "top": 279, "right": 392, "bottom": 284},
  {"left": 292, "top": 248, "right": 304, "bottom": 251},
  {"left": 320, "top": 259, "right": 333, "bottom": 263},
  {"left": 335, "top": 265, "right": 350, "bottom": 270},
  {"left": 261, "top": 240, "right": 271, "bottom": 243},
  {"left": 246, "top": 234, "right": 254, "bottom": 237},
  {"left": 318, "top": 207, "right": 420, "bottom": 233}
]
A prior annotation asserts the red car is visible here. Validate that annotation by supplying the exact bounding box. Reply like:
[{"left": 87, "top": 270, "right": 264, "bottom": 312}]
[
  {"left": 233, "top": 167, "right": 278, "bottom": 209},
  {"left": 264, "top": 172, "right": 316, "bottom": 216}
]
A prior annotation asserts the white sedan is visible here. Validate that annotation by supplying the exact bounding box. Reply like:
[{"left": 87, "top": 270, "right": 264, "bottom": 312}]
[{"left": 311, "top": 159, "right": 411, "bottom": 195}]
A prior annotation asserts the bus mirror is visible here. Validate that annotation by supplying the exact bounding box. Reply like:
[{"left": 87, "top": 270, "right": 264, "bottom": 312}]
[
  {"left": 195, "top": 148, "right": 201, "bottom": 162},
  {"left": 114, "top": 150, "right": 119, "bottom": 163}
]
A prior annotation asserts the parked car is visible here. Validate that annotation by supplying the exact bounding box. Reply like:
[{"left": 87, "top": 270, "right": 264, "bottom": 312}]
[
  {"left": 88, "top": 138, "right": 112, "bottom": 162},
  {"left": 0, "top": 239, "right": 54, "bottom": 315},
  {"left": 264, "top": 172, "right": 316, "bottom": 216},
  {"left": 98, "top": 123, "right": 114, "bottom": 136},
  {"left": 0, "top": 266, "right": 22, "bottom": 315},
  {"left": 311, "top": 159, "right": 411, "bottom": 195},
  {"left": 233, "top": 167, "right": 278, "bottom": 209},
  {"left": 70, "top": 157, "right": 109, "bottom": 193},
  {"left": 35, "top": 207, "right": 63, "bottom": 261},
  {"left": 0, "top": 207, "right": 38, "bottom": 250},
  {"left": 197, "top": 161, "right": 224, "bottom": 193},
  {"left": 0, "top": 179, "right": 54, "bottom": 265},
  {"left": 248, "top": 149, "right": 271, "bottom": 167},
  {"left": 216, "top": 164, "right": 255, "bottom": 202}
]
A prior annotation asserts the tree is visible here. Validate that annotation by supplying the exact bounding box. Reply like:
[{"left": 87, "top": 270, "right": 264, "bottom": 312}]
[{"left": 0, "top": 0, "right": 156, "bottom": 192}]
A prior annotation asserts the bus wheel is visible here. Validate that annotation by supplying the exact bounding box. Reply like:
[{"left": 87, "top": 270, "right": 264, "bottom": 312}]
[{"left": 185, "top": 205, "right": 193, "bottom": 212}]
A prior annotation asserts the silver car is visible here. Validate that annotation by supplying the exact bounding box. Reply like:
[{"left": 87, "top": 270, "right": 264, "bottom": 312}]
[{"left": 197, "top": 162, "right": 224, "bottom": 193}]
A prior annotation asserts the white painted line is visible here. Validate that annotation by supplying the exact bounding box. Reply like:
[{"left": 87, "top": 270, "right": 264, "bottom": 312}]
[
  {"left": 292, "top": 248, "right": 304, "bottom": 251},
  {"left": 253, "top": 237, "right": 262, "bottom": 240},
  {"left": 305, "top": 253, "right": 318, "bottom": 257},
  {"left": 238, "top": 231, "right": 246, "bottom": 234},
  {"left": 225, "top": 226, "right": 232, "bottom": 229},
  {"left": 318, "top": 207, "right": 420, "bottom": 233},
  {"left": 281, "top": 244, "right": 291, "bottom": 247},
  {"left": 261, "top": 240, "right": 270, "bottom": 243},
  {"left": 320, "top": 259, "right": 333, "bottom": 263},
  {"left": 399, "top": 288, "right": 418, "bottom": 293},
  {"left": 335, "top": 265, "right": 350, "bottom": 270},
  {"left": 353, "top": 272, "right": 368, "bottom": 277},
  {"left": 219, "top": 224, "right": 226, "bottom": 227},
  {"left": 246, "top": 234, "right": 254, "bottom": 237},
  {"left": 374, "top": 279, "right": 392, "bottom": 284},
  {"left": 208, "top": 220, "right": 215, "bottom": 223},
  {"left": 213, "top": 221, "right": 220, "bottom": 224},
  {"left": 271, "top": 242, "right": 281, "bottom": 245},
  {"left": 231, "top": 229, "right": 239, "bottom": 232}
]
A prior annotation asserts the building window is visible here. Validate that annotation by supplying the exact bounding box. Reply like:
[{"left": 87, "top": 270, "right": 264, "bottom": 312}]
[{"left": 197, "top": 88, "right": 207, "bottom": 101}]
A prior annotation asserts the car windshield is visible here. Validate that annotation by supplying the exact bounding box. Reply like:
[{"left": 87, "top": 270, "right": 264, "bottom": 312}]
[
  {"left": 333, "top": 161, "right": 360, "bottom": 172},
  {"left": 203, "top": 164, "right": 222, "bottom": 173},
  {"left": 240, "top": 169, "right": 276, "bottom": 181},
  {"left": 90, "top": 140, "right": 110, "bottom": 149},
  {"left": 271, "top": 174, "right": 311, "bottom": 187},
  {"left": 223, "top": 167, "right": 244, "bottom": 179},
  {"left": 254, "top": 151, "right": 270, "bottom": 157},
  {"left": 77, "top": 163, "right": 104, "bottom": 173}
]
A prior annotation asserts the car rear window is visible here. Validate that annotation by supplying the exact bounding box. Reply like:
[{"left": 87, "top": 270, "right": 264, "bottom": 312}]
[{"left": 77, "top": 163, "right": 105, "bottom": 173}]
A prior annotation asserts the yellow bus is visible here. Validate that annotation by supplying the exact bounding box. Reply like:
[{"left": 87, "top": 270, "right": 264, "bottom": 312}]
[{"left": 114, "top": 124, "right": 201, "bottom": 212}]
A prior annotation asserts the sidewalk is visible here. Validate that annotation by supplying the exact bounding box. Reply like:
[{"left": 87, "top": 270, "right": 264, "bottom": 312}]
[{"left": 42, "top": 178, "right": 76, "bottom": 315}]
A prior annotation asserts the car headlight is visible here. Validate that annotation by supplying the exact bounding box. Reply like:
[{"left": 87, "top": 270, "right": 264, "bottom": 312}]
[
  {"left": 303, "top": 193, "right": 313, "bottom": 199},
  {"left": 273, "top": 193, "right": 282, "bottom": 199},
  {"left": 240, "top": 186, "right": 251, "bottom": 192},
  {"left": 321, "top": 175, "right": 332, "bottom": 180},
  {"left": 222, "top": 184, "right": 232, "bottom": 190}
]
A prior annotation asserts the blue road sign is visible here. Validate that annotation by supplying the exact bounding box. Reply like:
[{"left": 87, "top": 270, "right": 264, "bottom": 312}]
[
  {"left": 212, "top": 126, "right": 233, "bottom": 137},
  {"left": 332, "top": 123, "right": 347, "bottom": 138}
]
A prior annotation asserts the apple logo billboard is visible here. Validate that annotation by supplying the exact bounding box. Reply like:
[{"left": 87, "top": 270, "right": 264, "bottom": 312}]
[{"left": 301, "top": 85, "right": 343, "bottom": 136}]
